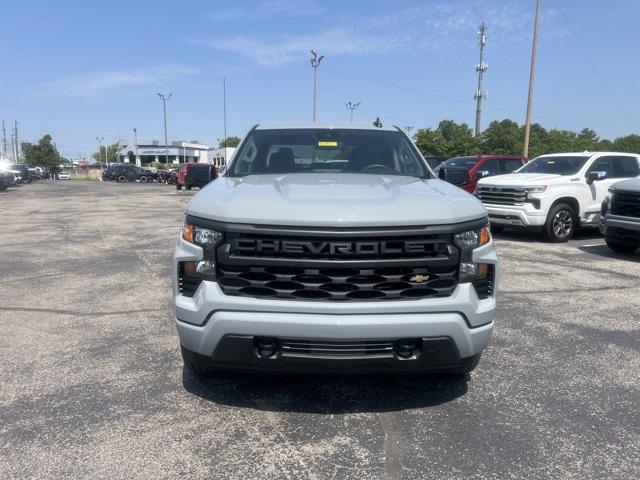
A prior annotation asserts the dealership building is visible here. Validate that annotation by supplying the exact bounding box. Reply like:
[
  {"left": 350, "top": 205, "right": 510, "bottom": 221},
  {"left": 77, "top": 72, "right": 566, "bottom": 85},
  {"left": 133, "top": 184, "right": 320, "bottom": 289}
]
[{"left": 116, "top": 140, "right": 211, "bottom": 165}]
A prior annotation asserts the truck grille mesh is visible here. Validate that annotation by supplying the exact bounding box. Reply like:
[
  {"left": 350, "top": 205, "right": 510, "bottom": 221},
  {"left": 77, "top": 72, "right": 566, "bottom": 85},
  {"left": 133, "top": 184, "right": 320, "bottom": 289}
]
[
  {"left": 476, "top": 186, "right": 526, "bottom": 206},
  {"left": 612, "top": 192, "right": 640, "bottom": 218},
  {"left": 281, "top": 339, "right": 395, "bottom": 357},
  {"left": 217, "top": 264, "right": 458, "bottom": 301}
]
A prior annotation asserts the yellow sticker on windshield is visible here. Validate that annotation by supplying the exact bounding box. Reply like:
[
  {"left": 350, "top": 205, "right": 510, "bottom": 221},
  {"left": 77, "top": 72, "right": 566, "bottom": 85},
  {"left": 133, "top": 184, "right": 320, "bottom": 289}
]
[{"left": 317, "top": 141, "right": 338, "bottom": 147}]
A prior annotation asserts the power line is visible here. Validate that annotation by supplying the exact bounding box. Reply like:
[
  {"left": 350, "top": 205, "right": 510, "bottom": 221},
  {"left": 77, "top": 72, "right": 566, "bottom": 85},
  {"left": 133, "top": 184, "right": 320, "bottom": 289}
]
[{"left": 552, "top": 0, "right": 638, "bottom": 130}]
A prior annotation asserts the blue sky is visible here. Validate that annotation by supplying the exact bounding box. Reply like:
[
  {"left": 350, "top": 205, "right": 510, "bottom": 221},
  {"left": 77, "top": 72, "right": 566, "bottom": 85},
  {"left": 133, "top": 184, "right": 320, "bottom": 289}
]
[{"left": 1, "top": 0, "right": 639, "bottom": 158}]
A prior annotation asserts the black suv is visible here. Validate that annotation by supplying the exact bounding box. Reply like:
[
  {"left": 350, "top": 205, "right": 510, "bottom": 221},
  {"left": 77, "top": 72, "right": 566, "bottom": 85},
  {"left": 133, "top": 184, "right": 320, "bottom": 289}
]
[{"left": 102, "top": 164, "right": 157, "bottom": 183}]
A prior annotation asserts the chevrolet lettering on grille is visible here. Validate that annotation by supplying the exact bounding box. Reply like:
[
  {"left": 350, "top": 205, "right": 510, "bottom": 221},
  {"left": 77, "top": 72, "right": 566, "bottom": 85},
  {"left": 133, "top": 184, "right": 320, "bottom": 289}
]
[{"left": 233, "top": 238, "right": 436, "bottom": 256}]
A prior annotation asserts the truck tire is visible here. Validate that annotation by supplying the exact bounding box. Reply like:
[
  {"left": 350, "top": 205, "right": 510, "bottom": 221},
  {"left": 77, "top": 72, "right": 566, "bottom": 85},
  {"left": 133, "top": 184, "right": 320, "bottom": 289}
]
[
  {"left": 490, "top": 225, "right": 504, "bottom": 234},
  {"left": 117, "top": 174, "right": 128, "bottom": 183},
  {"left": 605, "top": 239, "right": 640, "bottom": 253},
  {"left": 185, "top": 184, "right": 192, "bottom": 191},
  {"left": 176, "top": 183, "right": 182, "bottom": 190},
  {"left": 544, "top": 203, "right": 576, "bottom": 242},
  {"left": 139, "top": 175, "right": 148, "bottom": 183},
  {"left": 181, "top": 345, "right": 216, "bottom": 377}
]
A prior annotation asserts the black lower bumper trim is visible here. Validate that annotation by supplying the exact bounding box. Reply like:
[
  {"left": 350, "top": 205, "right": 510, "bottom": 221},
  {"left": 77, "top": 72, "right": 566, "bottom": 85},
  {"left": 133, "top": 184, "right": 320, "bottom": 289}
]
[{"left": 184, "top": 335, "right": 480, "bottom": 374}]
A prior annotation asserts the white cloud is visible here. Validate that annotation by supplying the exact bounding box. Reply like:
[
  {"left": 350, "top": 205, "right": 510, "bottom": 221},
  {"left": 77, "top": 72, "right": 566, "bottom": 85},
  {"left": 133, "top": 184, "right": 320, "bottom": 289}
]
[
  {"left": 209, "top": 0, "right": 324, "bottom": 22},
  {"left": 196, "top": 0, "right": 561, "bottom": 66},
  {"left": 43, "top": 64, "right": 201, "bottom": 96}
]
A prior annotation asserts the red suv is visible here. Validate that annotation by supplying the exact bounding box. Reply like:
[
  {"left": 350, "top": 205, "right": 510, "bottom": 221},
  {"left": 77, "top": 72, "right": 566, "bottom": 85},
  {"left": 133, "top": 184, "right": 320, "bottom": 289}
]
[
  {"left": 437, "top": 155, "right": 527, "bottom": 193},
  {"left": 176, "top": 163, "right": 218, "bottom": 191}
]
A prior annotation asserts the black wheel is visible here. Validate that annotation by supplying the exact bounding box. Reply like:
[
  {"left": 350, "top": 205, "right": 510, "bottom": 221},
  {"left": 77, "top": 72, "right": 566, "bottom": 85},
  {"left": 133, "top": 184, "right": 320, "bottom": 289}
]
[
  {"left": 544, "top": 203, "right": 576, "bottom": 242},
  {"left": 605, "top": 238, "right": 640, "bottom": 253},
  {"left": 185, "top": 184, "right": 192, "bottom": 190},
  {"left": 139, "top": 175, "right": 148, "bottom": 183},
  {"left": 117, "top": 174, "right": 128, "bottom": 183},
  {"left": 181, "top": 345, "right": 217, "bottom": 377},
  {"left": 176, "top": 183, "right": 182, "bottom": 190},
  {"left": 490, "top": 225, "right": 504, "bottom": 234}
]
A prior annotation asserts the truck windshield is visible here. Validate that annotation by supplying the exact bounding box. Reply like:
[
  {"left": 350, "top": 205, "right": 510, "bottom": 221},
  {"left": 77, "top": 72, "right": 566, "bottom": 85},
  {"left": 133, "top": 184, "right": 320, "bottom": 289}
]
[
  {"left": 228, "top": 129, "right": 430, "bottom": 178},
  {"left": 517, "top": 156, "right": 589, "bottom": 175}
]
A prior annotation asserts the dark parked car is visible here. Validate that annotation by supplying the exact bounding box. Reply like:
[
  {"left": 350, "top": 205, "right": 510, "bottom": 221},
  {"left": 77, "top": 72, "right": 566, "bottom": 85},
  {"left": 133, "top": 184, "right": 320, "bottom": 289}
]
[
  {"left": 102, "top": 164, "right": 157, "bottom": 183},
  {"left": 0, "top": 169, "right": 14, "bottom": 190},
  {"left": 437, "top": 155, "right": 527, "bottom": 193},
  {"left": 176, "top": 163, "right": 218, "bottom": 190},
  {"left": 7, "top": 164, "right": 32, "bottom": 183}
]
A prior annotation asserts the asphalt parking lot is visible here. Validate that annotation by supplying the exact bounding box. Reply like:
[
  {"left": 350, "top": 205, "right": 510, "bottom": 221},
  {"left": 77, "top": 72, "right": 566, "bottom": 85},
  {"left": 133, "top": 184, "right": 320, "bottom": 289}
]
[{"left": 1, "top": 181, "right": 639, "bottom": 479}]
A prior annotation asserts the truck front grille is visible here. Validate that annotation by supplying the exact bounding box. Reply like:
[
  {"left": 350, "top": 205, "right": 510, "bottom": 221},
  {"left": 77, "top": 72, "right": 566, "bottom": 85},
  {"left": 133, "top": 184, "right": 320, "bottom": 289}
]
[
  {"left": 612, "top": 191, "right": 640, "bottom": 218},
  {"left": 281, "top": 339, "right": 395, "bottom": 357},
  {"left": 476, "top": 186, "right": 526, "bottom": 206},
  {"left": 217, "top": 264, "right": 457, "bottom": 301},
  {"left": 216, "top": 230, "right": 459, "bottom": 302}
]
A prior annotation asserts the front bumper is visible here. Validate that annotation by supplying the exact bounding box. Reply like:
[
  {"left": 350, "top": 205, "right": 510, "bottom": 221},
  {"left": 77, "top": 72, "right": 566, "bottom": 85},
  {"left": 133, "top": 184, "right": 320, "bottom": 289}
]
[
  {"left": 600, "top": 214, "right": 640, "bottom": 240},
  {"left": 483, "top": 204, "right": 546, "bottom": 228},
  {"left": 173, "top": 238, "right": 497, "bottom": 372}
]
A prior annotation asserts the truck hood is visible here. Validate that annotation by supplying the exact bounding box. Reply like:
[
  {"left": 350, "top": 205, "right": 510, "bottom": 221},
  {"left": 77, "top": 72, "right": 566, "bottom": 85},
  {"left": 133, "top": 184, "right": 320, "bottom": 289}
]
[
  {"left": 186, "top": 173, "right": 487, "bottom": 227},
  {"left": 478, "top": 173, "right": 566, "bottom": 186}
]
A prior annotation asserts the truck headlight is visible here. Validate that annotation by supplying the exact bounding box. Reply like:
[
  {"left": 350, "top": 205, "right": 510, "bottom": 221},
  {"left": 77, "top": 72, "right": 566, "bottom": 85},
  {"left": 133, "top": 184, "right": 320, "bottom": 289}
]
[
  {"left": 454, "top": 225, "right": 492, "bottom": 285},
  {"left": 453, "top": 225, "right": 490, "bottom": 251},
  {"left": 182, "top": 222, "right": 224, "bottom": 249},
  {"left": 523, "top": 185, "right": 547, "bottom": 194}
]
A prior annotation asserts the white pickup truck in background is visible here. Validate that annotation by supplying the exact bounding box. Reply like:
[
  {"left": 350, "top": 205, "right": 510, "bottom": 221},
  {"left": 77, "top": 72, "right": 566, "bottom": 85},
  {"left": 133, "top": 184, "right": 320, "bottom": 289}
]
[{"left": 475, "top": 152, "right": 640, "bottom": 242}]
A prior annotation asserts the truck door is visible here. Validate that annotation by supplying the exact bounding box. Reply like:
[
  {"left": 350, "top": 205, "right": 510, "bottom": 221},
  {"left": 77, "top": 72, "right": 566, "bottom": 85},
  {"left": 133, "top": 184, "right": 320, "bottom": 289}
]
[{"left": 584, "top": 157, "right": 618, "bottom": 223}]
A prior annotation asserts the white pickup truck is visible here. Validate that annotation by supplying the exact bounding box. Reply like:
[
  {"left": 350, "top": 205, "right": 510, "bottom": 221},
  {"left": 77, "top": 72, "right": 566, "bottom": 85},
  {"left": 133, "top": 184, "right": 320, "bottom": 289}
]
[{"left": 476, "top": 152, "right": 640, "bottom": 241}]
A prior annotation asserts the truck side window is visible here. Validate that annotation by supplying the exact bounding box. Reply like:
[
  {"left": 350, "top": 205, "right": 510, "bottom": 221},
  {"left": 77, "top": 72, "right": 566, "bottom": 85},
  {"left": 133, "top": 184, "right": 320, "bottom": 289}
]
[
  {"left": 610, "top": 156, "right": 640, "bottom": 178},
  {"left": 480, "top": 159, "right": 501, "bottom": 176},
  {"left": 502, "top": 159, "right": 522, "bottom": 173},
  {"left": 587, "top": 157, "right": 613, "bottom": 176}
]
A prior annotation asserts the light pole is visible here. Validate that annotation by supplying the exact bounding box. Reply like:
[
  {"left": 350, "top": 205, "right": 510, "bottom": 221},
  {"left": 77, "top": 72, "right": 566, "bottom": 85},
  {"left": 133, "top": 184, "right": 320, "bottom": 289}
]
[
  {"left": 96, "top": 136, "right": 104, "bottom": 168},
  {"left": 133, "top": 127, "right": 139, "bottom": 166},
  {"left": 157, "top": 93, "right": 172, "bottom": 165},
  {"left": 345, "top": 102, "right": 360, "bottom": 124},
  {"left": 405, "top": 126, "right": 414, "bottom": 137},
  {"left": 310, "top": 50, "right": 324, "bottom": 122},
  {"left": 523, "top": 0, "right": 541, "bottom": 158}
]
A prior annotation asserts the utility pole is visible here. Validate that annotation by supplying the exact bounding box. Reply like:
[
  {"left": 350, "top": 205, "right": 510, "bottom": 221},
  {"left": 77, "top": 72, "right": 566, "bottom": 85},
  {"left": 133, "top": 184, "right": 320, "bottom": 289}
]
[
  {"left": 523, "top": 0, "right": 541, "bottom": 158},
  {"left": 96, "top": 137, "right": 104, "bottom": 168},
  {"left": 157, "top": 93, "right": 172, "bottom": 165},
  {"left": 11, "top": 133, "right": 16, "bottom": 163},
  {"left": 474, "top": 23, "right": 488, "bottom": 137},
  {"left": 222, "top": 77, "right": 227, "bottom": 165},
  {"left": 310, "top": 50, "right": 324, "bottom": 122},
  {"left": 345, "top": 101, "right": 360, "bottom": 123},
  {"left": 2, "top": 120, "right": 7, "bottom": 160},
  {"left": 133, "top": 127, "right": 140, "bottom": 166}
]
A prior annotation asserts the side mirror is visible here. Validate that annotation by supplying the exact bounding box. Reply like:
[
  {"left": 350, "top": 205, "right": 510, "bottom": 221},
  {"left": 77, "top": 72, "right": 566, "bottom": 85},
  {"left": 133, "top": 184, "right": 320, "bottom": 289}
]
[
  {"left": 587, "top": 171, "right": 607, "bottom": 183},
  {"left": 438, "top": 168, "right": 446, "bottom": 180},
  {"left": 476, "top": 170, "right": 490, "bottom": 179}
]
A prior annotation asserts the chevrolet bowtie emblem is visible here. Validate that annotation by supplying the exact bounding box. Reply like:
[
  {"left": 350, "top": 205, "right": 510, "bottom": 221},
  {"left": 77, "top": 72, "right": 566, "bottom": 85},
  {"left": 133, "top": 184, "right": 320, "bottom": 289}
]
[{"left": 409, "top": 274, "right": 430, "bottom": 283}]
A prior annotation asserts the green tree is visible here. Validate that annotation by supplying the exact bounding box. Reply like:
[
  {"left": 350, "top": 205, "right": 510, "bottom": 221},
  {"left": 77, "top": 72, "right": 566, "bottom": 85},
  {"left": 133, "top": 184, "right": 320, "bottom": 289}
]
[
  {"left": 92, "top": 143, "right": 119, "bottom": 164},
  {"left": 219, "top": 136, "right": 241, "bottom": 148},
  {"left": 414, "top": 120, "right": 479, "bottom": 157},
  {"left": 481, "top": 120, "right": 522, "bottom": 155},
  {"left": 612, "top": 134, "right": 640, "bottom": 153},
  {"left": 22, "top": 135, "right": 61, "bottom": 167}
]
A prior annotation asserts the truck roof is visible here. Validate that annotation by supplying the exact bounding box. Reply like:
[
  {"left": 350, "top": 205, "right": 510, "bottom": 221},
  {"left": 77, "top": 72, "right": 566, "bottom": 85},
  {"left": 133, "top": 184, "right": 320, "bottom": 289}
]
[
  {"left": 537, "top": 151, "right": 640, "bottom": 157},
  {"left": 254, "top": 123, "right": 399, "bottom": 132}
]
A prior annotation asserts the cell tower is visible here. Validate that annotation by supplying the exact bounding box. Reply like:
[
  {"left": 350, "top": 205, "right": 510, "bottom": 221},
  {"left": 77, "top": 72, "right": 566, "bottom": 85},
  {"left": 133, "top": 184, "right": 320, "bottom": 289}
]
[{"left": 474, "top": 22, "right": 488, "bottom": 137}]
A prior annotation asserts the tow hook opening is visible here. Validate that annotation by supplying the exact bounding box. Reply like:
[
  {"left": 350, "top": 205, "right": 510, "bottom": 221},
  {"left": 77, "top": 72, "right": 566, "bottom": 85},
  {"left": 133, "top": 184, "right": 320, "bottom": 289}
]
[
  {"left": 255, "top": 337, "right": 279, "bottom": 358},
  {"left": 394, "top": 338, "right": 421, "bottom": 359}
]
